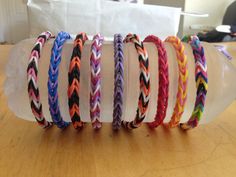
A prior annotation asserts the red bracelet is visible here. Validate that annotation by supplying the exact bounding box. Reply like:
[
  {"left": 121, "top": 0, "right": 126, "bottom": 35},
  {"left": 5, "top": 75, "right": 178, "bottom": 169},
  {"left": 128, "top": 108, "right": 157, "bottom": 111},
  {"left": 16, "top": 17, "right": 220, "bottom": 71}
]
[{"left": 144, "top": 35, "right": 169, "bottom": 128}]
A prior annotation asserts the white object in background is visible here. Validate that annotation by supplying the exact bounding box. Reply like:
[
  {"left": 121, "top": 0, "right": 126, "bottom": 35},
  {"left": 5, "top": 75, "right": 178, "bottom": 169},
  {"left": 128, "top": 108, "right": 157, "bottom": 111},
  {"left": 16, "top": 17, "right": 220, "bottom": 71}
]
[
  {"left": 181, "top": 11, "right": 209, "bottom": 17},
  {"left": 27, "top": 0, "right": 181, "bottom": 40},
  {"left": 216, "top": 25, "right": 231, "bottom": 33},
  {"left": 109, "top": 0, "right": 144, "bottom": 3},
  {"left": 4, "top": 39, "right": 236, "bottom": 124},
  {"left": 190, "top": 24, "right": 215, "bottom": 31}
]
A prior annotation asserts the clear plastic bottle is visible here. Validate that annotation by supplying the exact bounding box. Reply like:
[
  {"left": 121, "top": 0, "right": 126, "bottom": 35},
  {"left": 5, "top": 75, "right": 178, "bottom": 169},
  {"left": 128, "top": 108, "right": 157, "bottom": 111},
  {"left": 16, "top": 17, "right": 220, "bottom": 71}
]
[{"left": 4, "top": 39, "right": 236, "bottom": 124}]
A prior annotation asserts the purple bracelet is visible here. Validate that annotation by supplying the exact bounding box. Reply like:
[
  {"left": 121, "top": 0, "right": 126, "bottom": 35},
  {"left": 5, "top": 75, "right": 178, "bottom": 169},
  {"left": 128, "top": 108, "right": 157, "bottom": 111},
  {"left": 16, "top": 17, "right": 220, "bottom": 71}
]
[{"left": 112, "top": 34, "right": 124, "bottom": 130}]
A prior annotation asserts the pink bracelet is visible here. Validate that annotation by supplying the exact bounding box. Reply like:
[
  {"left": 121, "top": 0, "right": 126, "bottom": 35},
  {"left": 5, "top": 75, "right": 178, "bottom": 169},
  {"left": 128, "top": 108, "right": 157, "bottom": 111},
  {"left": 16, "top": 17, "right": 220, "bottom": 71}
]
[
  {"left": 90, "top": 34, "right": 104, "bottom": 129},
  {"left": 144, "top": 35, "right": 169, "bottom": 128},
  {"left": 27, "top": 31, "right": 54, "bottom": 129}
]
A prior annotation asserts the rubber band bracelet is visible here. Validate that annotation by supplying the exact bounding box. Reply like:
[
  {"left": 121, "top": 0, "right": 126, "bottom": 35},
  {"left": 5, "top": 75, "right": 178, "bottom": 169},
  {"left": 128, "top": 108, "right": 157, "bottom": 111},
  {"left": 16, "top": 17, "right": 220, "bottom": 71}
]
[
  {"left": 90, "top": 34, "right": 104, "bottom": 129},
  {"left": 180, "top": 35, "right": 208, "bottom": 130},
  {"left": 48, "top": 31, "right": 71, "bottom": 129},
  {"left": 27, "top": 31, "right": 54, "bottom": 129},
  {"left": 68, "top": 32, "right": 88, "bottom": 130},
  {"left": 122, "top": 34, "right": 151, "bottom": 129},
  {"left": 112, "top": 34, "right": 124, "bottom": 130},
  {"left": 144, "top": 35, "right": 169, "bottom": 128},
  {"left": 164, "top": 36, "right": 189, "bottom": 128}
]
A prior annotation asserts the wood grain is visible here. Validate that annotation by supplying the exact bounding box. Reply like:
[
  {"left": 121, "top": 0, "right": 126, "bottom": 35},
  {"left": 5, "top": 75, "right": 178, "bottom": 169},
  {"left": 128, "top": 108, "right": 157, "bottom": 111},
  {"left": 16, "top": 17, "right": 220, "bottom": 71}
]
[{"left": 1, "top": 44, "right": 236, "bottom": 177}]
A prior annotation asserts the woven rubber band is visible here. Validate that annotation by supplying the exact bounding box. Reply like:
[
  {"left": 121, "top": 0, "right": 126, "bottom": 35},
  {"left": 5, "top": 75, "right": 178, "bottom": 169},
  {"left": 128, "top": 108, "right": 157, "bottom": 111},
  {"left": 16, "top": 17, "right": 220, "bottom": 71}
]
[
  {"left": 164, "top": 36, "right": 188, "bottom": 128},
  {"left": 27, "top": 31, "right": 53, "bottom": 129},
  {"left": 90, "top": 34, "right": 104, "bottom": 129},
  {"left": 180, "top": 35, "right": 208, "bottom": 130},
  {"left": 122, "top": 33, "right": 151, "bottom": 129},
  {"left": 48, "top": 31, "right": 71, "bottom": 129},
  {"left": 144, "top": 35, "right": 169, "bottom": 128},
  {"left": 68, "top": 32, "right": 88, "bottom": 129},
  {"left": 112, "top": 34, "right": 124, "bottom": 130}
]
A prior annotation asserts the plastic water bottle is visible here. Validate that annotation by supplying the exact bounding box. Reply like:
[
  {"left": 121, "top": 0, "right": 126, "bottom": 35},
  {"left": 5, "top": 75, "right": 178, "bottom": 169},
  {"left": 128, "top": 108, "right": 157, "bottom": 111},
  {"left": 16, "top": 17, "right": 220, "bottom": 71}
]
[{"left": 4, "top": 39, "right": 236, "bottom": 125}]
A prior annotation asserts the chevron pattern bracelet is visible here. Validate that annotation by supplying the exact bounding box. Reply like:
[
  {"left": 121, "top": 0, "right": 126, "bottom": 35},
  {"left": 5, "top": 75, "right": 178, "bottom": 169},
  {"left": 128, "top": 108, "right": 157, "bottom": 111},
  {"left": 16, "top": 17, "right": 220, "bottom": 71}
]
[
  {"left": 144, "top": 35, "right": 169, "bottom": 128},
  {"left": 48, "top": 31, "right": 71, "bottom": 129},
  {"left": 112, "top": 34, "right": 124, "bottom": 130},
  {"left": 121, "top": 34, "right": 151, "bottom": 129},
  {"left": 180, "top": 35, "right": 208, "bottom": 130},
  {"left": 68, "top": 32, "right": 88, "bottom": 130},
  {"left": 90, "top": 34, "right": 104, "bottom": 129},
  {"left": 164, "top": 36, "right": 189, "bottom": 128},
  {"left": 27, "top": 31, "right": 54, "bottom": 129}
]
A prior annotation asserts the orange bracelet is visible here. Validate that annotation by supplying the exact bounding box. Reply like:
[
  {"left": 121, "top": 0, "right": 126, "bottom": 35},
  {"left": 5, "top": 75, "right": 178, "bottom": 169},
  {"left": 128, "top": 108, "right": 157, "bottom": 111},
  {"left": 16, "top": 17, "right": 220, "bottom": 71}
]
[
  {"left": 121, "top": 34, "right": 151, "bottom": 129},
  {"left": 68, "top": 32, "right": 88, "bottom": 129},
  {"left": 164, "top": 36, "right": 188, "bottom": 128}
]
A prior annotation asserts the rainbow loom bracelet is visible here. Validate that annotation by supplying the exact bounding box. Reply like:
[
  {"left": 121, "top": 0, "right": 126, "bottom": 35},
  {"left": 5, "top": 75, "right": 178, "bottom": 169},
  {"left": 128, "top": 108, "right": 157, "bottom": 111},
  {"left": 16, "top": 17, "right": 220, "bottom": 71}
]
[
  {"left": 68, "top": 32, "right": 88, "bottom": 129},
  {"left": 112, "top": 34, "right": 124, "bottom": 130},
  {"left": 27, "top": 31, "right": 53, "bottom": 129},
  {"left": 144, "top": 35, "right": 169, "bottom": 128},
  {"left": 164, "top": 36, "right": 188, "bottom": 128},
  {"left": 180, "top": 35, "right": 208, "bottom": 130},
  {"left": 122, "top": 34, "right": 151, "bottom": 129},
  {"left": 90, "top": 34, "right": 104, "bottom": 129},
  {"left": 48, "top": 31, "right": 71, "bottom": 129}
]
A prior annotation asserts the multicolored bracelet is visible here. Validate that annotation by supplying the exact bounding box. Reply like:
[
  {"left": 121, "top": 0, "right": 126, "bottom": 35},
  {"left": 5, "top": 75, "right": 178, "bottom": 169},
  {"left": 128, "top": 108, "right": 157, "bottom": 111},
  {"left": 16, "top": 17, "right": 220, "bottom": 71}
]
[
  {"left": 48, "top": 31, "right": 71, "bottom": 129},
  {"left": 122, "top": 34, "right": 151, "bottom": 129},
  {"left": 27, "top": 31, "right": 54, "bottom": 129},
  {"left": 90, "top": 34, "right": 104, "bottom": 129},
  {"left": 112, "top": 34, "right": 124, "bottom": 130},
  {"left": 180, "top": 35, "right": 208, "bottom": 130},
  {"left": 164, "top": 36, "right": 188, "bottom": 128},
  {"left": 68, "top": 32, "right": 88, "bottom": 130},
  {"left": 144, "top": 35, "right": 169, "bottom": 128}
]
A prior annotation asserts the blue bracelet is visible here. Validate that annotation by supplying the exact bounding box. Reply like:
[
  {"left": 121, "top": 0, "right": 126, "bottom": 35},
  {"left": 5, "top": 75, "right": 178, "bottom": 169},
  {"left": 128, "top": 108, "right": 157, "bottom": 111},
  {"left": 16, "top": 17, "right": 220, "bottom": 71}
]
[{"left": 48, "top": 31, "right": 71, "bottom": 129}]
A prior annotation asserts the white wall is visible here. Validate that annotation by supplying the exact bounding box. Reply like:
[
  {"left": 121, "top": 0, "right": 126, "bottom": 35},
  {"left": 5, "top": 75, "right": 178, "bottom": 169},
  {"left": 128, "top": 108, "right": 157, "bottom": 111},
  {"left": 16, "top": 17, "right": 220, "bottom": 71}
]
[
  {"left": 144, "top": 0, "right": 185, "bottom": 37},
  {"left": 184, "top": 0, "right": 235, "bottom": 35}
]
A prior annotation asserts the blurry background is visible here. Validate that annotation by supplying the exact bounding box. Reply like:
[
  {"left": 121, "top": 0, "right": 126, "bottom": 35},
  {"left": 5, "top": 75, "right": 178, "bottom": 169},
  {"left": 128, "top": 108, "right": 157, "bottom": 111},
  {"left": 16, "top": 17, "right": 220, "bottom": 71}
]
[{"left": 0, "top": 0, "right": 235, "bottom": 43}]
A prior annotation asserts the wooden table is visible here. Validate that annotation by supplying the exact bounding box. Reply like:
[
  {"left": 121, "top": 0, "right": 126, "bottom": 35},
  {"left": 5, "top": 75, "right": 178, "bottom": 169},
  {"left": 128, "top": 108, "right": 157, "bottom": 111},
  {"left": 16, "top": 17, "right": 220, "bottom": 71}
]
[{"left": 1, "top": 43, "right": 236, "bottom": 177}]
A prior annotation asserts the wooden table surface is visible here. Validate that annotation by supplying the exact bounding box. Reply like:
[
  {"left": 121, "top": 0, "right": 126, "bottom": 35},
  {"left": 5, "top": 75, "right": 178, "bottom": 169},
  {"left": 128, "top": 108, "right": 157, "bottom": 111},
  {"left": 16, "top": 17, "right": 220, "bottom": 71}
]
[{"left": 0, "top": 43, "right": 236, "bottom": 177}]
